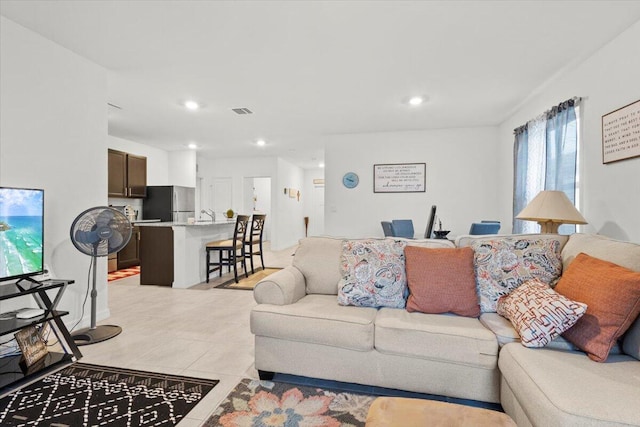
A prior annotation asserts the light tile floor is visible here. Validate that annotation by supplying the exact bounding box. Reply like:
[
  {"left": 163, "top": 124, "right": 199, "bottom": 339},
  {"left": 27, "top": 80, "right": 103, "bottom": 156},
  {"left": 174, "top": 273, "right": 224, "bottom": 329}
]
[{"left": 78, "top": 242, "right": 296, "bottom": 427}]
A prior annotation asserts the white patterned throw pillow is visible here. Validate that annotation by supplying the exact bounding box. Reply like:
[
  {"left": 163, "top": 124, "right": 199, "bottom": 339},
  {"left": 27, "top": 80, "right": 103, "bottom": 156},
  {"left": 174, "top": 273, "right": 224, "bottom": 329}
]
[
  {"left": 497, "top": 279, "right": 587, "bottom": 348},
  {"left": 337, "top": 239, "right": 407, "bottom": 308},
  {"left": 472, "top": 237, "right": 563, "bottom": 312}
]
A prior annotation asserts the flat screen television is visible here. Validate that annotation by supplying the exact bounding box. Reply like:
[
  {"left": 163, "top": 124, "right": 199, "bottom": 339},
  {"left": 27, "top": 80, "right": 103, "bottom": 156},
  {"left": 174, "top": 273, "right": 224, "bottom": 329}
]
[{"left": 0, "top": 187, "right": 44, "bottom": 282}]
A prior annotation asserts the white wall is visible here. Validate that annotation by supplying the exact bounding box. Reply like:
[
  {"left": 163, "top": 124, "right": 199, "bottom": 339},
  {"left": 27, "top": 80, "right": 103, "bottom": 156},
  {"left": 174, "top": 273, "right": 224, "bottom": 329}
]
[
  {"left": 303, "top": 168, "right": 325, "bottom": 237},
  {"left": 108, "top": 135, "right": 169, "bottom": 186},
  {"left": 197, "top": 155, "right": 305, "bottom": 250},
  {"left": 275, "top": 158, "right": 305, "bottom": 249},
  {"left": 497, "top": 20, "right": 640, "bottom": 243},
  {"left": 169, "top": 150, "right": 197, "bottom": 187},
  {"left": 324, "top": 127, "right": 500, "bottom": 238},
  {"left": 198, "top": 156, "right": 278, "bottom": 245},
  {"left": 198, "top": 156, "right": 277, "bottom": 214},
  {"left": 0, "top": 17, "right": 109, "bottom": 327}
]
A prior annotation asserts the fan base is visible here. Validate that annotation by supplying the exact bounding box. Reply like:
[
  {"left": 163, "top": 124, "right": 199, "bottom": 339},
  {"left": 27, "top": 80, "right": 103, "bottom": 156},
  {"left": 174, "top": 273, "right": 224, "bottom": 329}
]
[{"left": 72, "top": 325, "right": 122, "bottom": 346}]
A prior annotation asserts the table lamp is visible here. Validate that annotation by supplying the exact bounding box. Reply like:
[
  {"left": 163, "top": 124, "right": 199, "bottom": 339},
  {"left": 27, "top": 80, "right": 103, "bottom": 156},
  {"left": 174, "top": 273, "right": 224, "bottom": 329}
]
[{"left": 516, "top": 190, "right": 587, "bottom": 233}]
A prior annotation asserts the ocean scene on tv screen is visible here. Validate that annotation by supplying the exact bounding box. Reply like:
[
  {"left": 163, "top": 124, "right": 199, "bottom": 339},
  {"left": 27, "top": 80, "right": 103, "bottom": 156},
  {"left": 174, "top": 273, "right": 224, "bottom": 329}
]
[{"left": 0, "top": 188, "right": 44, "bottom": 279}]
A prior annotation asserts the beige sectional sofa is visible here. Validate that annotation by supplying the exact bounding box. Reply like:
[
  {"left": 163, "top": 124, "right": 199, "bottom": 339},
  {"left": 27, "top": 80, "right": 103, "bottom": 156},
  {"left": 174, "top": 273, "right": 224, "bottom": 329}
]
[{"left": 250, "top": 233, "right": 640, "bottom": 426}]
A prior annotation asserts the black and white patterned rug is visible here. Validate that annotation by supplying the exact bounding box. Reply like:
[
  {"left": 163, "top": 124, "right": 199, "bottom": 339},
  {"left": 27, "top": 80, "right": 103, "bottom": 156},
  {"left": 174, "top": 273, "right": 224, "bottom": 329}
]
[{"left": 0, "top": 363, "right": 219, "bottom": 426}]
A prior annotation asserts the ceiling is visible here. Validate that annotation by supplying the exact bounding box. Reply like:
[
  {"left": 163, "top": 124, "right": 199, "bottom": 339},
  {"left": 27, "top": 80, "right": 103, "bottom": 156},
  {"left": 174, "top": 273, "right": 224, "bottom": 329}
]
[{"left": 2, "top": 1, "right": 640, "bottom": 169}]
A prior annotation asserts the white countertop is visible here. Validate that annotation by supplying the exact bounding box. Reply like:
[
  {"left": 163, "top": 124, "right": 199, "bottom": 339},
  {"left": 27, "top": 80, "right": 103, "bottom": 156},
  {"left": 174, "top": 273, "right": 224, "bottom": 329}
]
[{"left": 135, "top": 220, "right": 236, "bottom": 227}]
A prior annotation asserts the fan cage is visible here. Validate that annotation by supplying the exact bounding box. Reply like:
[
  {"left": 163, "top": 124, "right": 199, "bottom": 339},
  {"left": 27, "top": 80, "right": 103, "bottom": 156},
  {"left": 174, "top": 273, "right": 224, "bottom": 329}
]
[{"left": 70, "top": 206, "right": 132, "bottom": 257}]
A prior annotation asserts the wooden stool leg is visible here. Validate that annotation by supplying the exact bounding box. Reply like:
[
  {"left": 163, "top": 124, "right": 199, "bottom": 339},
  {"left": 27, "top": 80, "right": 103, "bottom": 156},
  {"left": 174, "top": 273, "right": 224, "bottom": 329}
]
[
  {"left": 220, "top": 249, "right": 226, "bottom": 277},
  {"left": 232, "top": 249, "right": 239, "bottom": 283},
  {"left": 260, "top": 241, "right": 265, "bottom": 270},
  {"left": 206, "top": 248, "right": 210, "bottom": 283},
  {"left": 242, "top": 250, "right": 249, "bottom": 279},
  {"left": 249, "top": 245, "right": 255, "bottom": 274}
]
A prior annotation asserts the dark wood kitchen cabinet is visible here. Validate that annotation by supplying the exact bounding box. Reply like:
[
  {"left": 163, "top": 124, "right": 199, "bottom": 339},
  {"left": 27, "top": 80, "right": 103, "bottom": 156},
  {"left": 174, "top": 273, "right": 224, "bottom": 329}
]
[
  {"left": 117, "top": 226, "right": 140, "bottom": 269},
  {"left": 139, "top": 226, "right": 173, "bottom": 286},
  {"left": 108, "top": 149, "right": 147, "bottom": 198}
]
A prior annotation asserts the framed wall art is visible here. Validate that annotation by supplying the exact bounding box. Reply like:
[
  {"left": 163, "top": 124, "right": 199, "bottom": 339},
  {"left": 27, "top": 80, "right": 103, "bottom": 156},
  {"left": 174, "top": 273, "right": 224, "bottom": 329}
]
[
  {"left": 602, "top": 99, "right": 640, "bottom": 164},
  {"left": 373, "top": 163, "right": 426, "bottom": 193}
]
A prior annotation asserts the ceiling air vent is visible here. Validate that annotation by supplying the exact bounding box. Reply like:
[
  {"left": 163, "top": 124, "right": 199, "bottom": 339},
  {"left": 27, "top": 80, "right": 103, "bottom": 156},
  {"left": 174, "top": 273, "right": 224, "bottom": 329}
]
[{"left": 232, "top": 107, "right": 253, "bottom": 115}]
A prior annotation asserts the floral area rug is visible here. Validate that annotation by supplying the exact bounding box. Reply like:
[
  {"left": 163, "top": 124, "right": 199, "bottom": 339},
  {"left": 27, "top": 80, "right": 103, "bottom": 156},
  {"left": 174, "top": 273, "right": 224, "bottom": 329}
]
[{"left": 203, "top": 378, "right": 376, "bottom": 427}]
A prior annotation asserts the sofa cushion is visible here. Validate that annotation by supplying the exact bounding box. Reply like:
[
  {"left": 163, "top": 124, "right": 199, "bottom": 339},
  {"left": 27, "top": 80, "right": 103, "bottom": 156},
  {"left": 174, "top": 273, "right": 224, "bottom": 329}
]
[
  {"left": 405, "top": 246, "right": 480, "bottom": 317},
  {"left": 391, "top": 237, "right": 456, "bottom": 249},
  {"left": 250, "top": 294, "right": 377, "bottom": 351},
  {"left": 292, "top": 237, "right": 344, "bottom": 295},
  {"left": 471, "top": 237, "right": 563, "bottom": 313},
  {"left": 561, "top": 233, "right": 640, "bottom": 271},
  {"left": 562, "top": 233, "right": 640, "bottom": 360},
  {"left": 479, "top": 312, "right": 622, "bottom": 353},
  {"left": 499, "top": 343, "right": 640, "bottom": 426},
  {"left": 479, "top": 313, "right": 520, "bottom": 347},
  {"left": 497, "top": 279, "right": 587, "bottom": 348},
  {"left": 338, "top": 239, "right": 407, "bottom": 308},
  {"left": 457, "top": 233, "right": 569, "bottom": 252},
  {"left": 375, "top": 308, "right": 498, "bottom": 369},
  {"left": 555, "top": 253, "right": 640, "bottom": 362},
  {"left": 624, "top": 318, "right": 640, "bottom": 361}
]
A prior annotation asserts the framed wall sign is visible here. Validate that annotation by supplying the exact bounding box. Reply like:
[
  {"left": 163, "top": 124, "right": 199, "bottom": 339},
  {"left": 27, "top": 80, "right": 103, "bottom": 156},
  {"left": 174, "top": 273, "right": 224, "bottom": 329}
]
[
  {"left": 602, "top": 99, "right": 640, "bottom": 164},
  {"left": 373, "top": 163, "right": 426, "bottom": 193}
]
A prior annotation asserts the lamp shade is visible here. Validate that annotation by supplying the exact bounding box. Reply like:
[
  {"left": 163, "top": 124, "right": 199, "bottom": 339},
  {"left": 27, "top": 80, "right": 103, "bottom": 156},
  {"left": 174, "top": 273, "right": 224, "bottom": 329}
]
[{"left": 516, "top": 190, "right": 587, "bottom": 233}]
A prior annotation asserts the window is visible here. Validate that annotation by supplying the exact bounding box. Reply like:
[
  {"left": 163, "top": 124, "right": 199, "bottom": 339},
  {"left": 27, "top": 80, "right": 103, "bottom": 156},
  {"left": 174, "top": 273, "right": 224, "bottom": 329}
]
[{"left": 513, "top": 98, "right": 580, "bottom": 234}]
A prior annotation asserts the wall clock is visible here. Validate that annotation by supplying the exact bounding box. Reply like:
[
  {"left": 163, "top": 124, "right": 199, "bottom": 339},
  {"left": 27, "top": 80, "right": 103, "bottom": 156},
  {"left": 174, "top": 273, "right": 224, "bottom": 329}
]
[{"left": 342, "top": 172, "right": 359, "bottom": 189}]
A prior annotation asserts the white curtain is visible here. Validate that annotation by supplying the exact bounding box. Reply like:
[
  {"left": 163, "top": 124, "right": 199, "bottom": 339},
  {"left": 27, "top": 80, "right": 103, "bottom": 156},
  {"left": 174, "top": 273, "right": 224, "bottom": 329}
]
[{"left": 513, "top": 99, "right": 580, "bottom": 234}]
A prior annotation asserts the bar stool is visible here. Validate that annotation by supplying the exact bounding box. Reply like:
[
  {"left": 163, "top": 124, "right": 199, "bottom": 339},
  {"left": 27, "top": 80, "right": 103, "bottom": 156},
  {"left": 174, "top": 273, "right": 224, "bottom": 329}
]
[
  {"left": 244, "top": 214, "right": 266, "bottom": 274},
  {"left": 206, "top": 214, "right": 249, "bottom": 283}
]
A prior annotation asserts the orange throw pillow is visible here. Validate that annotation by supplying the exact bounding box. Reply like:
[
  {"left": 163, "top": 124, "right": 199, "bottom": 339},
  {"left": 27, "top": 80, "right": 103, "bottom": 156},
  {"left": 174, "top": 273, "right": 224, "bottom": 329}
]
[
  {"left": 405, "top": 246, "right": 480, "bottom": 317},
  {"left": 555, "top": 252, "right": 640, "bottom": 362}
]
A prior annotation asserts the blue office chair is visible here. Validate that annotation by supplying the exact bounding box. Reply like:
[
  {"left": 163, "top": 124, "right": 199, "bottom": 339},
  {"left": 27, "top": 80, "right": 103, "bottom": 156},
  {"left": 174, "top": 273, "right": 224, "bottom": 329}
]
[
  {"left": 381, "top": 221, "right": 395, "bottom": 237},
  {"left": 469, "top": 221, "right": 501, "bottom": 235},
  {"left": 392, "top": 219, "right": 414, "bottom": 239}
]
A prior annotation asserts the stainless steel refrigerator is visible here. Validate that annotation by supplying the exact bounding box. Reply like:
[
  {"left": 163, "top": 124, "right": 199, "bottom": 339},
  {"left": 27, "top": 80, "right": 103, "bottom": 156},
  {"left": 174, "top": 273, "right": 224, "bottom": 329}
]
[{"left": 143, "top": 186, "right": 195, "bottom": 223}]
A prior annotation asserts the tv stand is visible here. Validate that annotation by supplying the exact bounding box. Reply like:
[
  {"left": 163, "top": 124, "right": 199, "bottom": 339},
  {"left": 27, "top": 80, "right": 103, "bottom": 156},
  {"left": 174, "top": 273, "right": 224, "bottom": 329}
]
[
  {"left": 0, "top": 279, "right": 81, "bottom": 398},
  {"left": 15, "top": 276, "right": 44, "bottom": 288}
]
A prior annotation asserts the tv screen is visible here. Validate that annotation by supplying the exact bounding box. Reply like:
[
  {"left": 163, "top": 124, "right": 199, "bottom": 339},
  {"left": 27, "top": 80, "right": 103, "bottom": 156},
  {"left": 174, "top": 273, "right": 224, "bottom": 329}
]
[{"left": 0, "top": 187, "right": 44, "bottom": 282}]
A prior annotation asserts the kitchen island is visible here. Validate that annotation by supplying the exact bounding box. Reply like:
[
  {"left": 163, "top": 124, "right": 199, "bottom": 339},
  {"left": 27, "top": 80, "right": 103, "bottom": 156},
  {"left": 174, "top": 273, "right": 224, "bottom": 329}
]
[{"left": 137, "top": 221, "right": 236, "bottom": 288}]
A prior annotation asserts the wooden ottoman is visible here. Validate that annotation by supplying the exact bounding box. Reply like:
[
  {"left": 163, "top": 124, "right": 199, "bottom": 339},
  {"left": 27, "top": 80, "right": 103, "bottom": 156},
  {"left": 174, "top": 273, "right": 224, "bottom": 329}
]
[{"left": 365, "top": 397, "right": 516, "bottom": 427}]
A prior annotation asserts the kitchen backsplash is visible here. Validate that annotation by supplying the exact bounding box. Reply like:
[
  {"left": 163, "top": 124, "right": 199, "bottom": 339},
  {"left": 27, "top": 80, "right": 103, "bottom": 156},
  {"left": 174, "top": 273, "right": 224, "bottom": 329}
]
[{"left": 108, "top": 197, "right": 144, "bottom": 220}]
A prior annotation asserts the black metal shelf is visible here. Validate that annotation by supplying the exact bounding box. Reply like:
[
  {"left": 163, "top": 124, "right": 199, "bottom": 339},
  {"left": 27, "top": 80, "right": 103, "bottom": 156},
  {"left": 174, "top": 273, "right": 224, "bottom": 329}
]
[
  {"left": 0, "top": 279, "right": 71, "bottom": 302},
  {"left": 0, "top": 352, "right": 76, "bottom": 396},
  {"left": 0, "top": 310, "right": 69, "bottom": 336},
  {"left": 0, "top": 279, "right": 81, "bottom": 399}
]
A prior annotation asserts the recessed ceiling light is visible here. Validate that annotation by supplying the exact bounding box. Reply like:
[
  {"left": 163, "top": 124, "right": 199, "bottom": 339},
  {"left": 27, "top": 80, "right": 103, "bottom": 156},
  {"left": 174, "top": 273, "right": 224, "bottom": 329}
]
[
  {"left": 184, "top": 100, "right": 200, "bottom": 110},
  {"left": 408, "top": 96, "right": 424, "bottom": 106},
  {"left": 187, "top": 142, "right": 198, "bottom": 149},
  {"left": 319, "top": 162, "right": 325, "bottom": 168},
  {"left": 256, "top": 139, "right": 266, "bottom": 147}
]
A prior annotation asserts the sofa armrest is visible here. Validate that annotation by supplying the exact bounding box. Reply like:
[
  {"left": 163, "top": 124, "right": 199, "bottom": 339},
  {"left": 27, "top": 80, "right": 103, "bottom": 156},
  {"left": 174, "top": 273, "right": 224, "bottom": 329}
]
[{"left": 253, "top": 266, "right": 306, "bottom": 305}]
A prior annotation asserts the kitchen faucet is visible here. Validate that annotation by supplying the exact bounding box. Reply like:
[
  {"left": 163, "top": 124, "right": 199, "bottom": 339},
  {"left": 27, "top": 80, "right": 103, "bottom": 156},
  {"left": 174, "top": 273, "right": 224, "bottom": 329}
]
[{"left": 201, "top": 209, "right": 216, "bottom": 222}]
